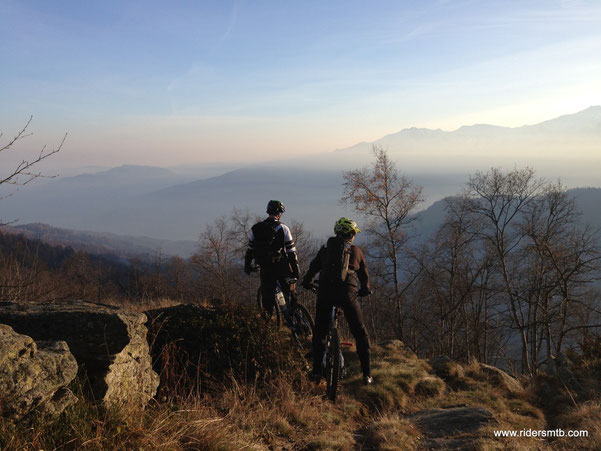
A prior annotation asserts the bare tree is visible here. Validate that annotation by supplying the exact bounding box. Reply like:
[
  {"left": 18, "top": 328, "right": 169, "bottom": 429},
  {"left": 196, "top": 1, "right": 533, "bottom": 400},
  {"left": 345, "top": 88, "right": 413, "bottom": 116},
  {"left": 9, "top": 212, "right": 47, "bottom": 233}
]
[
  {"left": 462, "top": 168, "right": 601, "bottom": 373},
  {"left": 229, "top": 208, "right": 261, "bottom": 254},
  {"left": 1, "top": 117, "right": 66, "bottom": 189},
  {"left": 406, "top": 195, "right": 502, "bottom": 362},
  {"left": 463, "top": 167, "right": 545, "bottom": 373},
  {"left": 520, "top": 181, "right": 601, "bottom": 366},
  {"left": 192, "top": 216, "right": 244, "bottom": 303},
  {"left": 1, "top": 117, "right": 66, "bottom": 225},
  {"left": 342, "top": 145, "right": 424, "bottom": 339}
]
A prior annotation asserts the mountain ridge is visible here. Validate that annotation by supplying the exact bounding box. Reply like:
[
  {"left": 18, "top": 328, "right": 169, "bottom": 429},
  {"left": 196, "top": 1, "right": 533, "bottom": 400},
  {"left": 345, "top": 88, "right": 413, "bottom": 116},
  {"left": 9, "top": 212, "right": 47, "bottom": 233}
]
[
  {"left": 1, "top": 106, "right": 599, "bottom": 240},
  {"left": 0, "top": 223, "right": 197, "bottom": 259}
]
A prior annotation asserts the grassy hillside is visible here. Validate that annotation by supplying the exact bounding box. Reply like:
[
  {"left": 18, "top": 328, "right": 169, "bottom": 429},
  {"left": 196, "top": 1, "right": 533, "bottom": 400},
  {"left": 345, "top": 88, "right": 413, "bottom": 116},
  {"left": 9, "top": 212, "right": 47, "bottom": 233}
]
[{"left": 2, "top": 300, "right": 599, "bottom": 450}]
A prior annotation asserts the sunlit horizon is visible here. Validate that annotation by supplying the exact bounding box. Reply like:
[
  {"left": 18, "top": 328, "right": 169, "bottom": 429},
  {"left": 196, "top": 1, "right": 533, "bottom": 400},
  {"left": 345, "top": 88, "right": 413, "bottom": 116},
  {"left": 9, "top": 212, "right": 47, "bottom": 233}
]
[{"left": 2, "top": 1, "right": 601, "bottom": 170}]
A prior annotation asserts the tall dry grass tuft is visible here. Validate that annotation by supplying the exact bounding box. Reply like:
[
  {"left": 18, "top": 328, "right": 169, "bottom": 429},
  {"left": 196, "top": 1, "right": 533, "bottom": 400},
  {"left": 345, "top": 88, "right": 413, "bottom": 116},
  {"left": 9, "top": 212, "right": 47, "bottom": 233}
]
[
  {"left": 362, "top": 414, "right": 421, "bottom": 450},
  {"left": 2, "top": 373, "right": 358, "bottom": 450},
  {"left": 214, "top": 373, "right": 360, "bottom": 449}
]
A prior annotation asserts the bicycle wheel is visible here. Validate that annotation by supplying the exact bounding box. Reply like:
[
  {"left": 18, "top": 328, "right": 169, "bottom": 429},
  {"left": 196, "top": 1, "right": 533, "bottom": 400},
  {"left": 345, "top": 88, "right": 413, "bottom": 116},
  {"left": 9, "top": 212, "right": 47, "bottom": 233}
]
[
  {"left": 325, "top": 328, "right": 341, "bottom": 402},
  {"left": 290, "top": 303, "right": 314, "bottom": 348},
  {"left": 256, "top": 287, "right": 281, "bottom": 327}
]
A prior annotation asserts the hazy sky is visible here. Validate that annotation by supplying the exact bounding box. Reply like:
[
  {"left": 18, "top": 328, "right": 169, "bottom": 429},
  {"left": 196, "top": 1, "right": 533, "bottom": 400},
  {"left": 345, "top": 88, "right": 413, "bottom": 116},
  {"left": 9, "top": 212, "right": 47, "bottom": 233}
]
[{"left": 2, "top": 0, "right": 601, "bottom": 169}]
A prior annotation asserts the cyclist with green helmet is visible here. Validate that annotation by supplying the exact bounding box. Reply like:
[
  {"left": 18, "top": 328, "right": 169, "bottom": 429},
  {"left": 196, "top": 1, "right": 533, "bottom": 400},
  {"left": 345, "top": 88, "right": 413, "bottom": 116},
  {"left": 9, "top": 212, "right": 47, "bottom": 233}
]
[
  {"left": 302, "top": 217, "right": 374, "bottom": 385},
  {"left": 245, "top": 200, "right": 300, "bottom": 317}
]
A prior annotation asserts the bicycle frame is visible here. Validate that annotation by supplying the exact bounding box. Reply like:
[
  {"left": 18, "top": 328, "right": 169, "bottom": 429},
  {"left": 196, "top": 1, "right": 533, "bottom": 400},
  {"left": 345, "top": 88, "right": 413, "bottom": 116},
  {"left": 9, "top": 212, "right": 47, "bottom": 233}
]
[
  {"left": 255, "top": 273, "right": 314, "bottom": 348},
  {"left": 275, "top": 277, "right": 297, "bottom": 313}
]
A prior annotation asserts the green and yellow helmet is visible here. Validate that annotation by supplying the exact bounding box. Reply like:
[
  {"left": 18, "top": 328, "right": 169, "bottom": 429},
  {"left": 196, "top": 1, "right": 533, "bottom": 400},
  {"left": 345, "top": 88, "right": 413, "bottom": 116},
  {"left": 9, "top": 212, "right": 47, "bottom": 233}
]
[{"left": 334, "top": 217, "right": 360, "bottom": 235}]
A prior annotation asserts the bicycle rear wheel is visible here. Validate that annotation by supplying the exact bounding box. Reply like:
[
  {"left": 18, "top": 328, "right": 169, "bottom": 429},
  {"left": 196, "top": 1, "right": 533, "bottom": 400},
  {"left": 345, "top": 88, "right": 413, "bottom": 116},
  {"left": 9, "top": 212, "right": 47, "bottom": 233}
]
[
  {"left": 325, "top": 328, "right": 341, "bottom": 402},
  {"left": 256, "top": 287, "right": 281, "bottom": 327},
  {"left": 289, "top": 303, "right": 314, "bottom": 348}
]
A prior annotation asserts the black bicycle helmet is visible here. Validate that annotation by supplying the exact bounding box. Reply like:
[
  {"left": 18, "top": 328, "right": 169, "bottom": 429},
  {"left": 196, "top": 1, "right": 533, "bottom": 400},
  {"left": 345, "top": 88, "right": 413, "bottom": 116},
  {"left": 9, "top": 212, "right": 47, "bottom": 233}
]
[{"left": 266, "top": 200, "right": 285, "bottom": 215}]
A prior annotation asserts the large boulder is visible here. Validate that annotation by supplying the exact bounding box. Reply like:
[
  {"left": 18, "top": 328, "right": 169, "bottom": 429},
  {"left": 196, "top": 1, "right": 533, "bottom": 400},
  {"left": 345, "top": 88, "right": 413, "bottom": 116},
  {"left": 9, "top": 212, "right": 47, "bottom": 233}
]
[
  {"left": 0, "top": 301, "right": 159, "bottom": 409},
  {"left": 479, "top": 363, "right": 523, "bottom": 394},
  {"left": 0, "top": 324, "right": 78, "bottom": 419}
]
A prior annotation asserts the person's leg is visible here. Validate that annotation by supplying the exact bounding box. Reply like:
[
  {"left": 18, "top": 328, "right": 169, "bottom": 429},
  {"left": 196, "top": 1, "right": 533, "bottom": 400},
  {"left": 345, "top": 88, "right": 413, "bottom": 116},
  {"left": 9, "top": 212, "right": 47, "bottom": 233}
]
[
  {"left": 341, "top": 294, "right": 371, "bottom": 378},
  {"left": 260, "top": 270, "right": 277, "bottom": 316}
]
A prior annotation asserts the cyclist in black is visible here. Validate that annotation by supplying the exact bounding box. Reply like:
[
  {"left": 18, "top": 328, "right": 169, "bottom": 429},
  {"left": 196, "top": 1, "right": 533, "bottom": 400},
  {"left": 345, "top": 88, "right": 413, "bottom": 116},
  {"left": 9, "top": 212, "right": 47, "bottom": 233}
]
[
  {"left": 244, "top": 200, "right": 300, "bottom": 317},
  {"left": 302, "top": 217, "right": 374, "bottom": 385}
]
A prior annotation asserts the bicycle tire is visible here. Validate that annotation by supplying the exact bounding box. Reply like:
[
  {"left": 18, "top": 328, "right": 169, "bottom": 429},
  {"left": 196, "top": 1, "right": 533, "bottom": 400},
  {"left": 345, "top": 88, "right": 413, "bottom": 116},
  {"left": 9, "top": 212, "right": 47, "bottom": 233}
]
[
  {"left": 289, "top": 303, "right": 314, "bottom": 348},
  {"left": 256, "top": 287, "right": 281, "bottom": 327},
  {"left": 325, "top": 328, "right": 341, "bottom": 402}
]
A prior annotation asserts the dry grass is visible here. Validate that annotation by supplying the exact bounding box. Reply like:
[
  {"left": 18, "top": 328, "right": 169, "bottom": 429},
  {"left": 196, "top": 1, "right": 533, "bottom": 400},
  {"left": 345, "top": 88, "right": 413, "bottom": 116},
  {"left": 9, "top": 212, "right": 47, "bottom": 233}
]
[
  {"left": 362, "top": 413, "right": 422, "bottom": 450},
  {"left": 214, "top": 376, "right": 360, "bottom": 449},
  {"left": 102, "top": 297, "right": 189, "bottom": 312},
  {"left": 341, "top": 340, "right": 442, "bottom": 414},
  {"left": 0, "top": 373, "right": 365, "bottom": 450},
  {"left": 2, "top": 309, "right": 598, "bottom": 450},
  {"left": 553, "top": 401, "right": 601, "bottom": 450},
  {"left": 0, "top": 386, "right": 252, "bottom": 450}
]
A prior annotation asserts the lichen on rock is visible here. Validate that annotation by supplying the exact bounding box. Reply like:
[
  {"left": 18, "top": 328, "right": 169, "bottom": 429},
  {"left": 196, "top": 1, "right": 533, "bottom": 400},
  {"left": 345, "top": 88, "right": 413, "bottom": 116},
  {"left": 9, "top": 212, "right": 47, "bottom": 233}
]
[
  {"left": 0, "top": 300, "right": 159, "bottom": 409},
  {"left": 0, "top": 324, "right": 78, "bottom": 419}
]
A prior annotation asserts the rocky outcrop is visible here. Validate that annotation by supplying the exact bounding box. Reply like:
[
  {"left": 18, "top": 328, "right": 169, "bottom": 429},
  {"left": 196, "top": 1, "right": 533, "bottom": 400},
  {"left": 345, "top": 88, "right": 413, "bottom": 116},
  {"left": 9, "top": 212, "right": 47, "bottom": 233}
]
[
  {"left": 410, "top": 406, "right": 498, "bottom": 449},
  {"left": 0, "top": 301, "right": 159, "bottom": 409},
  {"left": 479, "top": 363, "right": 523, "bottom": 394},
  {"left": 0, "top": 324, "right": 78, "bottom": 419}
]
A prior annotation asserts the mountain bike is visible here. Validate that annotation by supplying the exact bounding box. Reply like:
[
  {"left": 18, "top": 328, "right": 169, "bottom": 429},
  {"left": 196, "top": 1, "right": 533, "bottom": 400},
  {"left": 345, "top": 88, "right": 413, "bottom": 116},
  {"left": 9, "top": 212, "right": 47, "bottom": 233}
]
[
  {"left": 256, "top": 275, "right": 314, "bottom": 349},
  {"left": 306, "top": 281, "right": 346, "bottom": 402},
  {"left": 323, "top": 305, "right": 345, "bottom": 402}
]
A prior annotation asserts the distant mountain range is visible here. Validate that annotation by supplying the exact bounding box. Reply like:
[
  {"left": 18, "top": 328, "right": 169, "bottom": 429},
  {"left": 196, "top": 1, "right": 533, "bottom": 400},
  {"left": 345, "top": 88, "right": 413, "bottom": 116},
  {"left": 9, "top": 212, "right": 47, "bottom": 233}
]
[
  {"left": 0, "top": 223, "right": 197, "bottom": 259},
  {"left": 2, "top": 187, "right": 599, "bottom": 260},
  {"left": 1, "top": 106, "right": 599, "bottom": 242}
]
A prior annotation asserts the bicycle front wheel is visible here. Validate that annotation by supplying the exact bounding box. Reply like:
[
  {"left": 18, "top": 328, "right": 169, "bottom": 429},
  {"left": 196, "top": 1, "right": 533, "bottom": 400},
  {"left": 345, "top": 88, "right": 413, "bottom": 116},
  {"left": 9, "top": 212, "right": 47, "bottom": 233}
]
[
  {"left": 325, "top": 328, "right": 341, "bottom": 402},
  {"left": 290, "top": 303, "right": 314, "bottom": 348}
]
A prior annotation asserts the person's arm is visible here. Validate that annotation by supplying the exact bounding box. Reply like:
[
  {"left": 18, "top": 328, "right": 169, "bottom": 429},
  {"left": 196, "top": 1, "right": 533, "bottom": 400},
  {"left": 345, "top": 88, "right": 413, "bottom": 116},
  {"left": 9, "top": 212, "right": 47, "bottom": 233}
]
[
  {"left": 281, "top": 224, "right": 300, "bottom": 278},
  {"left": 244, "top": 229, "right": 255, "bottom": 274},
  {"left": 302, "top": 246, "right": 325, "bottom": 287},
  {"left": 355, "top": 246, "right": 371, "bottom": 296}
]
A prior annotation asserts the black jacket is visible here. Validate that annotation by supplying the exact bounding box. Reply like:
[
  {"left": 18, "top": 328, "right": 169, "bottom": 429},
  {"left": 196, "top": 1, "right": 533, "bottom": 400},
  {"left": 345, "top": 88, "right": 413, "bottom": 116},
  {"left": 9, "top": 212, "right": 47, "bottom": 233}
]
[{"left": 303, "top": 236, "right": 370, "bottom": 290}]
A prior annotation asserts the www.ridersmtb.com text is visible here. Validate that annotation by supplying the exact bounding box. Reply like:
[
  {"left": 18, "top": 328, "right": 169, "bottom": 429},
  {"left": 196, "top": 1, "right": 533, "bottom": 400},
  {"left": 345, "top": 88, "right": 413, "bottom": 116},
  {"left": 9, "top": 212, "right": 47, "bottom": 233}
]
[{"left": 494, "top": 429, "right": 589, "bottom": 438}]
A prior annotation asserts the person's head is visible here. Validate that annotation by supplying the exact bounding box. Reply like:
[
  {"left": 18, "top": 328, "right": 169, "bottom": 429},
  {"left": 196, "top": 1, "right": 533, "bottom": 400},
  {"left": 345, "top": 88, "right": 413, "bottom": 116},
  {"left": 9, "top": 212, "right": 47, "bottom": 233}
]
[
  {"left": 334, "top": 217, "right": 360, "bottom": 241},
  {"left": 266, "top": 200, "right": 285, "bottom": 219}
]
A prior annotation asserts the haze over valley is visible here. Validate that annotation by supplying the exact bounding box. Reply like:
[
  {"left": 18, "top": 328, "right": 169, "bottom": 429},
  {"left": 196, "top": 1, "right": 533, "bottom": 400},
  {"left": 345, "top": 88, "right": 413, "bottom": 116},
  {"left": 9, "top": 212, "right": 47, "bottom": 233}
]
[
  {"left": 1, "top": 106, "right": 600, "bottom": 246},
  {"left": 3, "top": 3, "right": 601, "bottom": 448}
]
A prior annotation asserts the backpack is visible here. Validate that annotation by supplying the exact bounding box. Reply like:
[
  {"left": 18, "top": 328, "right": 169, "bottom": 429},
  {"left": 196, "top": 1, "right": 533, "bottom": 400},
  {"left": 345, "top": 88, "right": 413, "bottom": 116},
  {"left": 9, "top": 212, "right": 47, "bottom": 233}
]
[
  {"left": 251, "top": 220, "right": 282, "bottom": 266},
  {"left": 321, "top": 236, "right": 351, "bottom": 286}
]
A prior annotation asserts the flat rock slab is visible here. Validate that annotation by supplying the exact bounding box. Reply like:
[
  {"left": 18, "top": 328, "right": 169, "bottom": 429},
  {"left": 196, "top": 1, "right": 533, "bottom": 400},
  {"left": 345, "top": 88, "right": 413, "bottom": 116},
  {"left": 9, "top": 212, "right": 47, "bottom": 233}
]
[
  {"left": 410, "top": 406, "right": 498, "bottom": 438},
  {"left": 0, "top": 323, "right": 78, "bottom": 419},
  {"left": 0, "top": 300, "right": 159, "bottom": 409}
]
